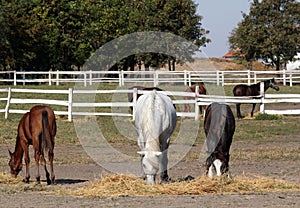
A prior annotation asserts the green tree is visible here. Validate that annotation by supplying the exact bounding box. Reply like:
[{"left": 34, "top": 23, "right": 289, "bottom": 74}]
[
  {"left": 0, "top": 0, "right": 209, "bottom": 72},
  {"left": 229, "top": 0, "right": 300, "bottom": 71}
]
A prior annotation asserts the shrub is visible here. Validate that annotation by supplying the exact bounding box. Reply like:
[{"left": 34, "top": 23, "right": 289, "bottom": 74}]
[{"left": 255, "top": 113, "right": 280, "bottom": 120}]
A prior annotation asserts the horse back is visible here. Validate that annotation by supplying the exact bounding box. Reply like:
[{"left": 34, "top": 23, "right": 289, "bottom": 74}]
[
  {"left": 186, "top": 84, "right": 206, "bottom": 95},
  {"left": 29, "top": 105, "right": 56, "bottom": 138},
  {"left": 135, "top": 92, "right": 176, "bottom": 151},
  {"left": 233, "top": 84, "right": 249, "bottom": 96},
  {"left": 204, "top": 103, "right": 235, "bottom": 153}
]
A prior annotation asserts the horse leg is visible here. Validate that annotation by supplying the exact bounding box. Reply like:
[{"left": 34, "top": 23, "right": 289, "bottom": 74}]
[
  {"left": 236, "top": 103, "right": 242, "bottom": 119},
  {"left": 184, "top": 103, "right": 190, "bottom": 112},
  {"left": 160, "top": 149, "right": 169, "bottom": 183},
  {"left": 40, "top": 154, "right": 51, "bottom": 185},
  {"left": 251, "top": 103, "right": 256, "bottom": 117},
  {"left": 48, "top": 150, "right": 55, "bottom": 184},
  {"left": 140, "top": 155, "right": 146, "bottom": 180},
  {"left": 23, "top": 146, "right": 30, "bottom": 183},
  {"left": 34, "top": 149, "right": 41, "bottom": 184}
]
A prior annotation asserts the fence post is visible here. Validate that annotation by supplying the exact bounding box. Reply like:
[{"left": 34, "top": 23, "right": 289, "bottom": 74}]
[
  {"left": 48, "top": 71, "right": 52, "bottom": 86},
  {"left": 194, "top": 86, "right": 199, "bottom": 121},
  {"left": 14, "top": 71, "right": 17, "bottom": 86},
  {"left": 83, "top": 72, "right": 87, "bottom": 87},
  {"left": 221, "top": 71, "right": 224, "bottom": 86},
  {"left": 259, "top": 82, "right": 265, "bottom": 114},
  {"left": 56, "top": 70, "right": 59, "bottom": 86},
  {"left": 68, "top": 88, "right": 73, "bottom": 122},
  {"left": 247, "top": 70, "right": 251, "bottom": 85},
  {"left": 132, "top": 88, "right": 138, "bottom": 121},
  {"left": 154, "top": 71, "right": 158, "bottom": 87},
  {"left": 184, "top": 70, "right": 187, "bottom": 86},
  {"left": 22, "top": 72, "right": 25, "bottom": 86},
  {"left": 289, "top": 72, "right": 293, "bottom": 87},
  {"left": 282, "top": 69, "right": 286, "bottom": 86},
  {"left": 5, "top": 87, "right": 11, "bottom": 119},
  {"left": 89, "top": 70, "right": 92, "bottom": 85},
  {"left": 118, "top": 70, "right": 123, "bottom": 87}
]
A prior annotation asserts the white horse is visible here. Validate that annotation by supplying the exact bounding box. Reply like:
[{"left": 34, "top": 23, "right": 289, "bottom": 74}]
[{"left": 134, "top": 90, "right": 177, "bottom": 185}]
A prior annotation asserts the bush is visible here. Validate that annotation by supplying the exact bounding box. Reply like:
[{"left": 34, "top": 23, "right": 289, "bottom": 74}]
[{"left": 254, "top": 113, "right": 281, "bottom": 120}]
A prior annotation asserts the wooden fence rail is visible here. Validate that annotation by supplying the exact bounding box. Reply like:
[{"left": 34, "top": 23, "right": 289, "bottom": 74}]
[
  {"left": 0, "top": 85, "right": 299, "bottom": 121},
  {"left": 0, "top": 69, "right": 300, "bottom": 87}
]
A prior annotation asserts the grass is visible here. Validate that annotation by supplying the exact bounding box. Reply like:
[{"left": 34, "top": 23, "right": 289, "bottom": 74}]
[
  {"left": 1, "top": 83, "right": 299, "bottom": 159},
  {"left": 0, "top": 83, "right": 299, "bottom": 198}
]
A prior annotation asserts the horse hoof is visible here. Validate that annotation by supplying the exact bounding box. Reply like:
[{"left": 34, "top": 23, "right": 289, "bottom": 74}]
[{"left": 23, "top": 178, "right": 29, "bottom": 183}]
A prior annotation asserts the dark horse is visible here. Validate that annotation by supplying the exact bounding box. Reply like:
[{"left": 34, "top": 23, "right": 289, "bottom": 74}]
[
  {"left": 9, "top": 105, "right": 56, "bottom": 185},
  {"left": 128, "top": 86, "right": 163, "bottom": 111},
  {"left": 184, "top": 83, "right": 207, "bottom": 114},
  {"left": 233, "top": 78, "right": 279, "bottom": 119},
  {"left": 204, "top": 103, "right": 235, "bottom": 177}
]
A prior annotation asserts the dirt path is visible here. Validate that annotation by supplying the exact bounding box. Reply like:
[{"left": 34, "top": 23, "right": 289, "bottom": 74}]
[{"left": 1, "top": 139, "right": 300, "bottom": 207}]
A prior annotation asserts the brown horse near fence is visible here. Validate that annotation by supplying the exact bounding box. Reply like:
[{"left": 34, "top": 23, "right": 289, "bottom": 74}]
[
  {"left": 233, "top": 78, "right": 279, "bottom": 119},
  {"left": 184, "top": 83, "right": 207, "bottom": 114},
  {"left": 8, "top": 105, "right": 56, "bottom": 185}
]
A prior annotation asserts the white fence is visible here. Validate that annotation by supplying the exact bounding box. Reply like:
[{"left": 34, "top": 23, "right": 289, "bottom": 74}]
[
  {"left": 0, "top": 85, "right": 299, "bottom": 121},
  {"left": 0, "top": 69, "right": 300, "bottom": 87}
]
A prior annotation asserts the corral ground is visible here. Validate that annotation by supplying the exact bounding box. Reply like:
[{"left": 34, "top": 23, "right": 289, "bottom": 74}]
[
  {"left": 0, "top": 133, "right": 299, "bottom": 207},
  {"left": 0, "top": 79, "right": 299, "bottom": 207}
]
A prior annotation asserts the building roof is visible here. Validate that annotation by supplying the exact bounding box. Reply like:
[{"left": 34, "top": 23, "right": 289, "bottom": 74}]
[{"left": 223, "top": 50, "right": 245, "bottom": 58}]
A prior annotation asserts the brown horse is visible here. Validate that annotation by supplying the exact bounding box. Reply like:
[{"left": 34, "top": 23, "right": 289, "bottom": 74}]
[
  {"left": 8, "top": 105, "right": 56, "bottom": 185},
  {"left": 233, "top": 78, "right": 279, "bottom": 119},
  {"left": 184, "top": 83, "right": 207, "bottom": 114}
]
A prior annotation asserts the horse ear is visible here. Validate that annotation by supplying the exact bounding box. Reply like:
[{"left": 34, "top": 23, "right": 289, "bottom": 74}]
[{"left": 8, "top": 149, "right": 13, "bottom": 157}]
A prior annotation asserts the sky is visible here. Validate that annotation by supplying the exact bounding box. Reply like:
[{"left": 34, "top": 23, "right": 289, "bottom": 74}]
[{"left": 196, "top": 1, "right": 251, "bottom": 58}]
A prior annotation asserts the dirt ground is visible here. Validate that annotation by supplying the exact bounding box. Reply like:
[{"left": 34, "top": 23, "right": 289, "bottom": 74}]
[{"left": 1, "top": 134, "right": 300, "bottom": 208}]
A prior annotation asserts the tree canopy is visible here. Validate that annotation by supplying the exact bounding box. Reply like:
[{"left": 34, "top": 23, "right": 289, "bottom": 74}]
[
  {"left": 0, "top": 0, "right": 210, "bottom": 71},
  {"left": 229, "top": 0, "right": 300, "bottom": 71}
]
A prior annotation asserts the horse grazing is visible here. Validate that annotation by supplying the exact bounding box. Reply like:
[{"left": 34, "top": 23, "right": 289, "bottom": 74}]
[
  {"left": 135, "top": 90, "right": 177, "bottom": 185},
  {"left": 184, "top": 83, "right": 207, "bottom": 114},
  {"left": 233, "top": 78, "right": 279, "bottom": 119},
  {"left": 204, "top": 103, "right": 235, "bottom": 177},
  {"left": 8, "top": 105, "right": 56, "bottom": 185}
]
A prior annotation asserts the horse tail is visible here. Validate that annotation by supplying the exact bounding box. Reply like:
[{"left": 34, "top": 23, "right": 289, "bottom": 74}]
[{"left": 42, "top": 110, "right": 53, "bottom": 153}]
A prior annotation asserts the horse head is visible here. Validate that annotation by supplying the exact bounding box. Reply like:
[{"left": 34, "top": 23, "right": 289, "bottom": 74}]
[
  {"left": 8, "top": 150, "right": 23, "bottom": 177},
  {"left": 268, "top": 78, "right": 280, "bottom": 91},
  {"left": 137, "top": 150, "right": 162, "bottom": 185}
]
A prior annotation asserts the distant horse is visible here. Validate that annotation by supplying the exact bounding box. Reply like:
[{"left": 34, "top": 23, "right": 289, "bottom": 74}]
[
  {"left": 204, "top": 103, "right": 235, "bottom": 177},
  {"left": 128, "top": 86, "right": 163, "bottom": 111},
  {"left": 9, "top": 105, "right": 56, "bottom": 185},
  {"left": 135, "top": 91, "right": 177, "bottom": 185},
  {"left": 233, "top": 78, "right": 279, "bottom": 119},
  {"left": 184, "top": 83, "right": 206, "bottom": 114}
]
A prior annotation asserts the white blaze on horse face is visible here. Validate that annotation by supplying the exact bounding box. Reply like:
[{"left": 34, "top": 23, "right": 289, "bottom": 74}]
[
  {"left": 213, "top": 159, "right": 223, "bottom": 176},
  {"left": 145, "top": 175, "right": 155, "bottom": 185},
  {"left": 208, "top": 165, "right": 214, "bottom": 178},
  {"left": 138, "top": 151, "right": 161, "bottom": 184}
]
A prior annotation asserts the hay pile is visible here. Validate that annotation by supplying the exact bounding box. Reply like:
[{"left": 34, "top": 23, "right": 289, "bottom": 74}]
[
  {"left": 0, "top": 171, "right": 22, "bottom": 185},
  {"left": 69, "top": 174, "right": 300, "bottom": 197}
]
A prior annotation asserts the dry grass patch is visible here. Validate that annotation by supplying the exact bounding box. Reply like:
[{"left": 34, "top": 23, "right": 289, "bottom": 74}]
[
  {"left": 66, "top": 174, "right": 300, "bottom": 197},
  {"left": 0, "top": 171, "right": 23, "bottom": 186}
]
